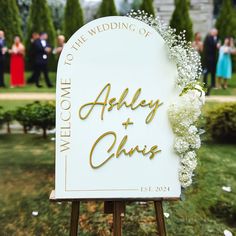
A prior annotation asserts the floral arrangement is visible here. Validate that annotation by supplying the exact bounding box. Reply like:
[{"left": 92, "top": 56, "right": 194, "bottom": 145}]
[{"left": 128, "top": 10, "right": 205, "bottom": 188}]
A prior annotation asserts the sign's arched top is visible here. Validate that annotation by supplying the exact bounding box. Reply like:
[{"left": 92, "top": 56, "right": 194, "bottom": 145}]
[{"left": 56, "top": 16, "right": 181, "bottom": 199}]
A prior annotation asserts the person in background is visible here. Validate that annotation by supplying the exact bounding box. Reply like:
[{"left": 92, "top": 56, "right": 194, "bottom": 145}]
[
  {"left": 27, "top": 32, "right": 39, "bottom": 84},
  {"left": 34, "top": 32, "right": 53, "bottom": 88},
  {"left": 203, "top": 28, "right": 220, "bottom": 94},
  {"left": 0, "top": 30, "right": 7, "bottom": 87},
  {"left": 9, "top": 36, "right": 25, "bottom": 87},
  {"left": 230, "top": 37, "right": 236, "bottom": 55},
  {"left": 192, "top": 32, "right": 203, "bottom": 55},
  {"left": 53, "top": 35, "right": 65, "bottom": 57},
  {"left": 216, "top": 37, "right": 234, "bottom": 89}
]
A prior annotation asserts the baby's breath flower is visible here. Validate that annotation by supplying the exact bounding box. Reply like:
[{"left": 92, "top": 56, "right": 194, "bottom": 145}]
[{"left": 128, "top": 11, "right": 205, "bottom": 188}]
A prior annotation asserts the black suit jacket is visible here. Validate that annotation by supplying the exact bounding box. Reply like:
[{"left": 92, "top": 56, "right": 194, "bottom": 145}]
[
  {"left": 203, "top": 35, "right": 218, "bottom": 71},
  {"left": 0, "top": 38, "right": 6, "bottom": 62},
  {"left": 33, "top": 38, "right": 51, "bottom": 65}
]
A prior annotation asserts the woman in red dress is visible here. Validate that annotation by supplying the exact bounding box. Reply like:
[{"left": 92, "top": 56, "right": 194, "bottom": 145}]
[{"left": 9, "top": 36, "right": 25, "bottom": 87}]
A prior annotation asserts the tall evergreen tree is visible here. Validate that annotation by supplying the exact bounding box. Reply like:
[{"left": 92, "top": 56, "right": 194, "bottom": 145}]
[
  {"left": 27, "top": 0, "right": 56, "bottom": 46},
  {"left": 0, "top": 0, "right": 22, "bottom": 46},
  {"left": 131, "top": 0, "right": 142, "bottom": 11},
  {"left": 140, "top": 0, "right": 155, "bottom": 16},
  {"left": 64, "top": 0, "right": 84, "bottom": 40},
  {"left": 170, "top": 0, "right": 193, "bottom": 42},
  {"left": 215, "top": 0, "right": 236, "bottom": 40},
  {"left": 97, "top": 0, "right": 118, "bottom": 18}
]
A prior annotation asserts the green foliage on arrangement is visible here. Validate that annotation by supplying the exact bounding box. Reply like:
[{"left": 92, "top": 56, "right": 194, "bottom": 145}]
[
  {"left": 215, "top": 0, "right": 236, "bottom": 40},
  {"left": 205, "top": 103, "right": 236, "bottom": 143},
  {"left": 140, "top": 0, "right": 156, "bottom": 16},
  {"left": 64, "top": 0, "right": 84, "bottom": 40},
  {"left": 0, "top": 0, "right": 22, "bottom": 46},
  {"left": 170, "top": 0, "right": 193, "bottom": 42},
  {"left": 97, "top": 0, "right": 118, "bottom": 18}
]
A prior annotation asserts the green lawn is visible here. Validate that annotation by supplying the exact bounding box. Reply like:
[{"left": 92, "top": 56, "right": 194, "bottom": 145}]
[
  {"left": 204, "top": 73, "right": 236, "bottom": 96},
  {"left": 0, "top": 72, "right": 56, "bottom": 93},
  {"left": 0, "top": 100, "right": 36, "bottom": 110},
  {"left": 0, "top": 134, "right": 235, "bottom": 235},
  {"left": 0, "top": 72, "right": 236, "bottom": 96}
]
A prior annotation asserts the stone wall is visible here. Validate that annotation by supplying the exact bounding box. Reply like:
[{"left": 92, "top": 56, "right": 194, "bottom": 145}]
[{"left": 153, "top": 0, "right": 214, "bottom": 36}]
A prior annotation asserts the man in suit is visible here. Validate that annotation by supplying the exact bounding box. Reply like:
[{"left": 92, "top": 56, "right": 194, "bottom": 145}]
[
  {"left": 203, "top": 28, "right": 219, "bottom": 94},
  {"left": 27, "top": 32, "right": 39, "bottom": 84},
  {"left": 0, "top": 30, "right": 7, "bottom": 87},
  {"left": 34, "top": 32, "right": 53, "bottom": 88}
]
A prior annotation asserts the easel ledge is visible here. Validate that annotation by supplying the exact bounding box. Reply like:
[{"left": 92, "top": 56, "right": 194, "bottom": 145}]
[
  {"left": 49, "top": 190, "right": 179, "bottom": 202},
  {"left": 49, "top": 190, "right": 179, "bottom": 236}
]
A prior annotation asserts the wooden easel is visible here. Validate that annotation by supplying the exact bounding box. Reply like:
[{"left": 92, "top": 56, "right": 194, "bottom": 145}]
[{"left": 50, "top": 190, "right": 175, "bottom": 236}]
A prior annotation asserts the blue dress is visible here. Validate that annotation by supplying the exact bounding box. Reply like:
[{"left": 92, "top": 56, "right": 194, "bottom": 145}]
[{"left": 216, "top": 46, "right": 232, "bottom": 79}]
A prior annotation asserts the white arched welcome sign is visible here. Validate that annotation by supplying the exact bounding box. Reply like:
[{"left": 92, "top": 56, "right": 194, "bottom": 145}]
[{"left": 56, "top": 16, "right": 181, "bottom": 199}]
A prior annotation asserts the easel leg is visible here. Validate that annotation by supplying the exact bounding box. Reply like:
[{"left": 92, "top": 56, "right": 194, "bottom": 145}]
[
  {"left": 154, "top": 201, "right": 166, "bottom": 236},
  {"left": 70, "top": 201, "right": 80, "bottom": 236},
  {"left": 113, "top": 201, "right": 123, "bottom": 236}
]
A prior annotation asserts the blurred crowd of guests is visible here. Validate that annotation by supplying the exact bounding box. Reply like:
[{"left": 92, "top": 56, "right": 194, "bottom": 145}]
[
  {"left": 0, "top": 30, "right": 65, "bottom": 88},
  {"left": 192, "top": 28, "right": 236, "bottom": 94},
  {"left": 0, "top": 28, "right": 235, "bottom": 92}
]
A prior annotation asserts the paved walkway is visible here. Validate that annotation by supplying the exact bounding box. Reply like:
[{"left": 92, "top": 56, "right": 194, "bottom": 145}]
[
  {"left": 206, "top": 96, "right": 236, "bottom": 102},
  {"left": 0, "top": 93, "right": 236, "bottom": 102},
  {"left": 0, "top": 93, "right": 55, "bottom": 100}
]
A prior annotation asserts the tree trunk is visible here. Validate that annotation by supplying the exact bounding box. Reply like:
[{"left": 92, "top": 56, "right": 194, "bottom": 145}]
[
  {"left": 23, "top": 125, "right": 27, "bottom": 134},
  {"left": 7, "top": 122, "right": 11, "bottom": 134},
  {"left": 43, "top": 128, "right": 47, "bottom": 139}
]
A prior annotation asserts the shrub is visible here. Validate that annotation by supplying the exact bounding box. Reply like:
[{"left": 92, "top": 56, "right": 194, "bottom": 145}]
[
  {"left": 140, "top": 0, "right": 156, "bottom": 16},
  {"left": 97, "top": 0, "right": 118, "bottom": 18},
  {"left": 215, "top": 0, "right": 236, "bottom": 41},
  {"left": 14, "top": 102, "right": 55, "bottom": 138},
  {"left": 0, "top": 106, "right": 4, "bottom": 128},
  {"left": 3, "top": 110, "right": 14, "bottom": 134},
  {"left": 64, "top": 0, "right": 84, "bottom": 40},
  {"left": 26, "top": 0, "right": 56, "bottom": 71},
  {"left": 170, "top": 0, "right": 193, "bottom": 42},
  {"left": 27, "top": 0, "right": 56, "bottom": 47},
  {"left": 205, "top": 103, "right": 236, "bottom": 143},
  {"left": 0, "top": 0, "right": 22, "bottom": 46},
  {"left": 15, "top": 104, "right": 35, "bottom": 134},
  {"left": 29, "top": 102, "right": 55, "bottom": 139},
  {"left": 0, "top": 107, "right": 14, "bottom": 133}
]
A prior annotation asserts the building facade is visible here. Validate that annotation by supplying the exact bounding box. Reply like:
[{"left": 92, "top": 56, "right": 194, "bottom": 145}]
[{"left": 153, "top": 0, "right": 214, "bottom": 36}]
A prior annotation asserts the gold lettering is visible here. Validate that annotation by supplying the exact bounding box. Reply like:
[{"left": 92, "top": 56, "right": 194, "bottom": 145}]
[
  {"left": 90, "top": 131, "right": 116, "bottom": 169},
  {"left": 79, "top": 83, "right": 111, "bottom": 120},
  {"left": 89, "top": 131, "right": 161, "bottom": 169},
  {"left": 79, "top": 83, "right": 163, "bottom": 124},
  {"left": 60, "top": 78, "right": 71, "bottom": 152},
  {"left": 60, "top": 139, "right": 70, "bottom": 152},
  {"left": 60, "top": 111, "right": 71, "bottom": 121},
  {"left": 60, "top": 129, "right": 71, "bottom": 138},
  {"left": 88, "top": 28, "right": 97, "bottom": 36}
]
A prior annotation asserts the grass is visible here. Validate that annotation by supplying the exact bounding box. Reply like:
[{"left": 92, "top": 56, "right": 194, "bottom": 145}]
[
  {"left": 0, "top": 72, "right": 56, "bottom": 93},
  {"left": 0, "top": 72, "right": 236, "bottom": 96},
  {"left": 204, "top": 73, "right": 236, "bottom": 96},
  {"left": 0, "top": 134, "right": 235, "bottom": 235},
  {"left": 0, "top": 100, "right": 36, "bottom": 111}
]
